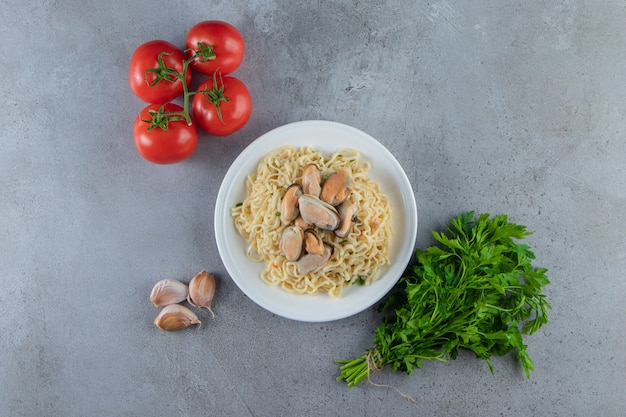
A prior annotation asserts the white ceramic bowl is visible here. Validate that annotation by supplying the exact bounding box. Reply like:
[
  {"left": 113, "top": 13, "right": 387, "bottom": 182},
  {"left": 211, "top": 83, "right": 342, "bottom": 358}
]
[{"left": 214, "top": 120, "right": 417, "bottom": 322}]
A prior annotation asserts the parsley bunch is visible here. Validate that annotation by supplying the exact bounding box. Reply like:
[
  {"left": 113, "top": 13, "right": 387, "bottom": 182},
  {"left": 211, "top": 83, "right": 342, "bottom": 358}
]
[{"left": 337, "top": 212, "right": 550, "bottom": 388}]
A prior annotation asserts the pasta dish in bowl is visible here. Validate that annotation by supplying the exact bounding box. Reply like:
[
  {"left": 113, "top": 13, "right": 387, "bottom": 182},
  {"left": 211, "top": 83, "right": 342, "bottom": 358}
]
[
  {"left": 215, "top": 121, "right": 417, "bottom": 322},
  {"left": 232, "top": 146, "right": 393, "bottom": 297}
]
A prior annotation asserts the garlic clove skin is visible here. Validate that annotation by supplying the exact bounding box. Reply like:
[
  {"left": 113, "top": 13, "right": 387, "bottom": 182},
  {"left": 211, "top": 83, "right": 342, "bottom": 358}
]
[
  {"left": 188, "top": 270, "right": 216, "bottom": 317},
  {"left": 154, "top": 304, "right": 200, "bottom": 331},
  {"left": 150, "top": 279, "right": 189, "bottom": 307}
]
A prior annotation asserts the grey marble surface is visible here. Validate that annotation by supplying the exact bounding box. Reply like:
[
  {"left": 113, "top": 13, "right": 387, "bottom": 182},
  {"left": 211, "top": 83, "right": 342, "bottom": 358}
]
[{"left": 1, "top": 1, "right": 625, "bottom": 416}]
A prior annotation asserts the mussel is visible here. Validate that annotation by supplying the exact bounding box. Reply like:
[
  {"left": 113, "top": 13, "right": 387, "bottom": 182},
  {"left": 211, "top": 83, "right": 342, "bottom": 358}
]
[
  {"left": 280, "top": 184, "right": 302, "bottom": 224},
  {"left": 303, "top": 229, "right": 325, "bottom": 255},
  {"left": 335, "top": 202, "right": 359, "bottom": 238},
  {"left": 280, "top": 225, "right": 304, "bottom": 261},
  {"left": 298, "top": 194, "right": 341, "bottom": 231},
  {"left": 301, "top": 163, "right": 322, "bottom": 197},
  {"left": 297, "top": 243, "right": 333, "bottom": 274},
  {"left": 320, "top": 169, "right": 354, "bottom": 206}
]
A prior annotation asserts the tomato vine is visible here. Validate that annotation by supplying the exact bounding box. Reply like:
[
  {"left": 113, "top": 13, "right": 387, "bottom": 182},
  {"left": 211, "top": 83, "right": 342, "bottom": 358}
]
[
  {"left": 142, "top": 49, "right": 221, "bottom": 128},
  {"left": 130, "top": 21, "right": 250, "bottom": 163}
]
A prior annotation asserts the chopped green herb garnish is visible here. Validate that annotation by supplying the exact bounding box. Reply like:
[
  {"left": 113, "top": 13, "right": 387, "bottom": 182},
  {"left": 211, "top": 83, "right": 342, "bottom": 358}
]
[{"left": 353, "top": 276, "right": 367, "bottom": 286}]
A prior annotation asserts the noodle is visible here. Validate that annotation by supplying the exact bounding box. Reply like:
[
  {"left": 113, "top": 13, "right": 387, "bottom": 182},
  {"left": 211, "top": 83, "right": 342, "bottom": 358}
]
[{"left": 231, "top": 146, "right": 393, "bottom": 297}]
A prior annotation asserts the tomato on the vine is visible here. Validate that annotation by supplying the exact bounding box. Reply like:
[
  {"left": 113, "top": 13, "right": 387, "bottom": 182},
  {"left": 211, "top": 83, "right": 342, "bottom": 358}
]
[
  {"left": 192, "top": 75, "right": 252, "bottom": 136},
  {"left": 129, "top": 40, "right": 192, "bottom": 104},
  {"left": 185, "top": 21, "right": 245, "bottom": 75},
  {"left": 133, "top": 103, "right": 198, "bottom": 164}
]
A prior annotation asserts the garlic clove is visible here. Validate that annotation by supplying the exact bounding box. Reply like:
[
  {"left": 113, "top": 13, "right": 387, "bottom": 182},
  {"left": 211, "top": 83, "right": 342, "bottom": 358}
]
[
  {"left": 150, "top": 279, "right": 189, "bottom": 307},
  {"left": 154, "top": 304, "right": 200, "bottom": 331},
  {"left": 188, "top": 270, "right": 216, "bottom": 317}
]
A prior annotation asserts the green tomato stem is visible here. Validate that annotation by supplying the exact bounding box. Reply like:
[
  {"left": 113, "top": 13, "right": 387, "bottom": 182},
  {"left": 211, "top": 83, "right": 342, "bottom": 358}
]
[
  {"left": 144, "top": 51, "right": 199, "bottom": 129},
  {"left": 193, "top": 42, "right": 216, "bottom": 63},
  {"left": 179, "top": 57, "right": 193, "bottom": 126},
  {"left": 196, "top": 72, "right": 229, "bottom": 124},
  {"left": 145, "top": 52, "right": 179, "bottom": 86}
]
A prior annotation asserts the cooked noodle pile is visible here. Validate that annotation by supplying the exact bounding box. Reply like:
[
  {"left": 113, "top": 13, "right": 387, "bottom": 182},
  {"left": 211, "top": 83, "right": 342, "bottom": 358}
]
[{"left": 231, "top": 146, "right": 393, "bottom": 297}]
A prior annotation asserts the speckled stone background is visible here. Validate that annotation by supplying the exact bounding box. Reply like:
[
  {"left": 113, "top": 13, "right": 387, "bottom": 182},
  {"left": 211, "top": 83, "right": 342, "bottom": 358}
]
[{"left": 1, "top": 1, "right": 624, "bottom": 416}]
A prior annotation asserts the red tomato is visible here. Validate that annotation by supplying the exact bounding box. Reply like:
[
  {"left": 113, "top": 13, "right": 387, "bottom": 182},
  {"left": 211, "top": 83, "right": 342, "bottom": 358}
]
[
  {"left": 129, "top": 40, "right": 192, "bottom": 104},
  {"left": 185, "top": 21, "right": 245, "bottom": 75},
  {"left": 192, "top": 75, "right": 252, "bottom": 136},
  {"left": 133, "top": 103, "right": 198, "bottom": 164}
]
